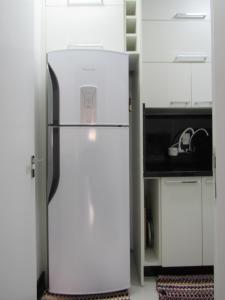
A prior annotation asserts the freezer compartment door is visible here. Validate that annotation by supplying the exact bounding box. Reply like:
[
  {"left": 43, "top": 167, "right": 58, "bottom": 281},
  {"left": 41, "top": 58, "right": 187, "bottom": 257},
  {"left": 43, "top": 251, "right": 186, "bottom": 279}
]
[
  {"left": 48, "top": 50, "right": 129, "bottom": 126},
  {"left": 48, "top": 126, "right": 130, "bottom": 295}
]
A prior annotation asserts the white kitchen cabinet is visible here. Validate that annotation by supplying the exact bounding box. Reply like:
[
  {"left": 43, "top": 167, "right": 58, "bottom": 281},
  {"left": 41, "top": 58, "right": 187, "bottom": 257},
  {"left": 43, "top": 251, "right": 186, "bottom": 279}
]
[
  {"left": 46, "top": 4, "right": 125, "bottom": 52},
  {"left": 141, "top": 63, "right": 191, "bottom": 107},
  {"left": 142, "top": 21, "right": 211, "bottom": 63},
  {"left": 141, "top": 62, "right": 212, "bottom": 108},
  {"left": 142, "top": 0, "right": 211, "bottom": 21},
  {"left": 192, "top": 63, "right": 213, "bottom": 107},
  {"left": 202, "top": 177, "right": 214, "bottom": 266},
  {"left": 161, "top": 177, "right": 202, "bottom": 267}
]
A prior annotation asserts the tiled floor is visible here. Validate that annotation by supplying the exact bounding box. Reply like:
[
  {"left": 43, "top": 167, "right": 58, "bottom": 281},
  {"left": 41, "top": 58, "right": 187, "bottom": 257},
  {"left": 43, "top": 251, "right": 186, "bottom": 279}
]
[{"left": 130, "top": 257, "right": 158, "bottom": 300}]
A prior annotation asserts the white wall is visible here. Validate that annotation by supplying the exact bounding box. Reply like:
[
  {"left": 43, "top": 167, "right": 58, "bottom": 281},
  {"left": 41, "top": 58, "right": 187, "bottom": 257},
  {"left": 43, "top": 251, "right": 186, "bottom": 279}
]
[{"left": 212, "top": 0, "right": 225, "bottom": 299}]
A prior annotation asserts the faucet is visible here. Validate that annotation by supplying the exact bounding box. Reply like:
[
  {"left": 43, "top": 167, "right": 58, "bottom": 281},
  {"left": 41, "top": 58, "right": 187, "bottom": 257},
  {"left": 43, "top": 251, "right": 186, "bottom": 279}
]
[
  {"left": 168, "top": 127, "right": 209, "bottom": 157},
  {"left": 178, "top": 127, "right": 195, "bottom": 153},
  {"left": 189, "top": 128, "right": 209, "bottom": 152}
]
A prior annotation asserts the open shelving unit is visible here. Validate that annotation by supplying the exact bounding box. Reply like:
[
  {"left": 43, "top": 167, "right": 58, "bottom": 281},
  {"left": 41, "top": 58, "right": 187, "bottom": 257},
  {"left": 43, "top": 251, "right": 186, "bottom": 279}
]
[
  {"left": 125, "top": 0, "right": 139, "bottom": 70},
  {"left": 126, "top": 16, "right": 136, "bottom": 34},
  {"left": 125, "top": 0, "right": 137, "bottom": 52},
  {"left": 144, "top": 178, "right": 162, "bottom": 268}
]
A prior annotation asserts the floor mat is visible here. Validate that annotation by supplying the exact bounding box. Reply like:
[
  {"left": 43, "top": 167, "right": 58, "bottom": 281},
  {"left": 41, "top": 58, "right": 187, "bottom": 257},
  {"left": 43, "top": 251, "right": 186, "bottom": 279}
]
[
  {"left": 156, "top": 275, "right": 214, "bottom": 300},
  {"left": 41, "top": 290, "right": 129, "bottom": 300}
]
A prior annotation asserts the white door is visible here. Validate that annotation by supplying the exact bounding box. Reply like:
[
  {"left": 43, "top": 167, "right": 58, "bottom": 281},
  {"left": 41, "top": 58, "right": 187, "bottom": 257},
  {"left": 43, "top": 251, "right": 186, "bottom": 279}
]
[
  {"left": 48, "top": 126, "right": 130, "bottom": 295},
  {"left": 0, "top": 1, "right": 36, "bottom": 300},
  {"left": 161, "top": 177, "right": 202, "bottom": 267},
  {"left": 213, "top": 0, "right": 225, "bottom": 297}
]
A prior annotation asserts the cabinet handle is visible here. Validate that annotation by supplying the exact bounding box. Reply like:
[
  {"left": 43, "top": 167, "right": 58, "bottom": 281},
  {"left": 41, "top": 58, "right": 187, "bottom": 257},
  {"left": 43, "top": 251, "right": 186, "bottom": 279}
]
[
  {"left": 67, "top": 43, "right": 104, "bottom": 49},
  {"left": 175, "top": 54, "right": 207, "bottom": 63},
  {"left": 170, "top": 101, "right": 190, "bottom": 105},
  {"left": 165, "top": 180, "right": 200, "bottom": 184},
  {"left": 174, "top": 13, "right": 207, "bottom": 19},
  {"left": 194, "top": 101, "right": 212, "bottom": 105},
  {"left": 68, "top": 0, "right": 103, "bottom": 5}
]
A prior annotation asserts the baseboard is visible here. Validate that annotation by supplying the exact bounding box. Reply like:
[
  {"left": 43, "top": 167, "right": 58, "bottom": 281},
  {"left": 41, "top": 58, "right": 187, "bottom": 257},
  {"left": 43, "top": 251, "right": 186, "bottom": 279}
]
[
  {"left": 37, "top": 271, "right": 46, "bottom": 300},
  {"left": 144, "top": 266, "right": 214, "bottom": 277}
]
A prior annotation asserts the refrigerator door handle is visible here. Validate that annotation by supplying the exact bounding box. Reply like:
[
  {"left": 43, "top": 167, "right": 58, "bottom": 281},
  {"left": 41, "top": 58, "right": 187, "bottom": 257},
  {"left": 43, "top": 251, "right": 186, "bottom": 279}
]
[
  {"left": 48, "top": 127, "right": 60, "bottom": 204},
  {"left": 48, "top": 64, "right": 60, "bottom": 125}
]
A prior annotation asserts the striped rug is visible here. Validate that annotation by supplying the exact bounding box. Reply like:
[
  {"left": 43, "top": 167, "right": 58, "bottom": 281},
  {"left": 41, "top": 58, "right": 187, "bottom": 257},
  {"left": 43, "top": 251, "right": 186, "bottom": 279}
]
[
  {"left": 41, "top": 290, "right": 129, "bottom": 300},
  {"left": 156, "top": 275, "right": 214, "bottom": 300}
]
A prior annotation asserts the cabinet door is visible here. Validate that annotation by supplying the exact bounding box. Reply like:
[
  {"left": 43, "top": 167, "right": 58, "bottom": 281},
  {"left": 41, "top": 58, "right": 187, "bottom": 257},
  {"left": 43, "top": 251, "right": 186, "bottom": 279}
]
[
  {"left": 142, "top": 0, "right": 211, "bottom": 20},
  {"left": 46, "top": 4, "right": 125, "bottom": 52},
  {"left": 141, "top": 63, "right": 191, "bottom": 107},
  {"left": 161, "top": 178, "right": 202, "bottom": 267},
  {"left": 202, "top": 177, "right": 214, "bottom": 266},
  {"left": 191, "top": 63, "right": 212, "bottom": 107},
  {"left": 142, "top": 21, "right": 211, "bottom": 63}
]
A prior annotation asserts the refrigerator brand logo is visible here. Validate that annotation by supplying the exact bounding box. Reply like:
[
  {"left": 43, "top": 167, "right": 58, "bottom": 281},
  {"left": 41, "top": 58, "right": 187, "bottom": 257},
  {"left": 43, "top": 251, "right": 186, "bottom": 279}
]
[{"left": 82, "top": 67, "right": 96, "bottom": 72}]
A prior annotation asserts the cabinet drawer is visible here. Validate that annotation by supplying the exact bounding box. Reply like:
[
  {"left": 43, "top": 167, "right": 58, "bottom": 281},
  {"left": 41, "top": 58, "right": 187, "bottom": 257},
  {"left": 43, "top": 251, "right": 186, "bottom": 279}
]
[
  {"left": 46, "top": 5, "right": 125, "bottom": 52},
  {"left": 142, "top": 0, "right": 211, "bottom": 20},
  {"left": 192, "top": 63, "right": 212, "bottom": 107},
  {"left": 142, "top": 21, "right": 211, "bottom": 62},
  {"left": 141, "top": 63, "right": 191, "bottom": 107},
  {"left": 161, "top": 177, "right": 202, "bottom": 267}
]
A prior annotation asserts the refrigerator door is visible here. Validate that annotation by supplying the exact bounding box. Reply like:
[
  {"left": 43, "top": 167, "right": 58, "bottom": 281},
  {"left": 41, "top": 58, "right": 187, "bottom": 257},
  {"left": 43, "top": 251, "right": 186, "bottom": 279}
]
[
  {"left": 48, "top": 126, "right": 130, "bottom": 295},
  {"left": 48, "top": 49, "right": 129, "bottom": 126}
]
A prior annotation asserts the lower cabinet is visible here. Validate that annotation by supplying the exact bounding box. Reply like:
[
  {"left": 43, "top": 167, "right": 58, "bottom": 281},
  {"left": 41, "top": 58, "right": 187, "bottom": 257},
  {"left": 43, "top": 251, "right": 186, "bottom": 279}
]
[
  {"left": 161, "top": 176, "right": 214, "bottom": 267},
  {"left": 202, "top": 177, "right": 214, "bottom": 266},
  {"left": 161, "top": 177, "right": 202, "bottom": 267}
]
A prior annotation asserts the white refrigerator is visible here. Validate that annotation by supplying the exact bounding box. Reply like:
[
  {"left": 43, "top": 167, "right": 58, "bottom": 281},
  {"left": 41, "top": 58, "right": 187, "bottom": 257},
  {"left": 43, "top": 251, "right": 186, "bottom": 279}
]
[{"left": 47, "top": 49, "right": 130, "bottom": 295}]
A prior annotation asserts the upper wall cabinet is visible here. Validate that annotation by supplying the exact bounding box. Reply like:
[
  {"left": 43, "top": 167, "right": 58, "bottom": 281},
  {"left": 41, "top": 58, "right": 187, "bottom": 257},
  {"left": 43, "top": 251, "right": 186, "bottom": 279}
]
[
  {"left": 141, "top": 63, "right": 191, "bottom": 107},
  {"left": 142, "top": 0, "right": 211, "bottom": 20},
  {"left": 141, "top": 63, "right": 212, "bottom": 108},
  {"left": 46, "top": 2, "right": 125, "bottom": 52},
  {"left": 142, "top": 21, "right": 211, "bottom": 63}
]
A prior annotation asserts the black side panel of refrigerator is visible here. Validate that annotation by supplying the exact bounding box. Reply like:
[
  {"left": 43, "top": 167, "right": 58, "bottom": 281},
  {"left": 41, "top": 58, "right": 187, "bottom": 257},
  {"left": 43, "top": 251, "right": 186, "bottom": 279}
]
[{"left": 48, "top": 64, "right": 60, "bottom": 125}]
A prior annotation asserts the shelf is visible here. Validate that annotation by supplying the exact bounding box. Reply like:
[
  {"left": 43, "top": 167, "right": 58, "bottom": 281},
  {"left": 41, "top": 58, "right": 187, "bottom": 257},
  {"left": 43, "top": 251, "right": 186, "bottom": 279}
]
[
  {"left": 126, "top": 34, "right": 137, "bottom": 52},
  {"left": 126, "top": 0, "right": 136, "bottom": 16},
  {"left": 144, "top": 248, "right": 160, "bottom": 267},
  {"left": 125, "top": 0, "right": 137, "bottom": 53},
  {"left": 126, "top": 16, "right": 136, "bottom": 34}
]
